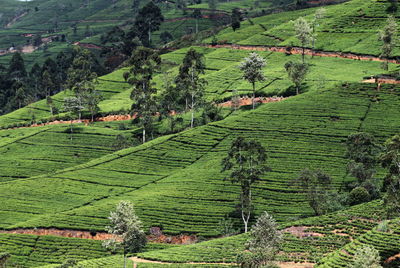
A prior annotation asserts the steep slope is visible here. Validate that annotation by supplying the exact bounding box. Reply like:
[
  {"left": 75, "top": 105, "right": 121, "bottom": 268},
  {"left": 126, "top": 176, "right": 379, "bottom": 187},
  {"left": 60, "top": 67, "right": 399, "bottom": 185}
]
[
  {"left": 0, "top": 45, "right": 390, "bottom": 129},
  {"left": 137, "top": 200, "right": 386, "bottom": 264},
  {"left": 210, "top": 0, "right": 400, "bottom": 56},
  {"left": 1, "top": 83, "right": 399, "bottom": 237}
]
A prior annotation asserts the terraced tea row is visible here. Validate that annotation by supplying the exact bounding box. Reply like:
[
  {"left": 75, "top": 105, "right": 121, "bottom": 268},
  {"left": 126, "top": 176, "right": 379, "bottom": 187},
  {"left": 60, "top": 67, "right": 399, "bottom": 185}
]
[
  {"left": 1, "top": 83, "right": 397, "bottom": 238},
  {"left": 137, "top": 200, "right": 386, "bottom": 264}
]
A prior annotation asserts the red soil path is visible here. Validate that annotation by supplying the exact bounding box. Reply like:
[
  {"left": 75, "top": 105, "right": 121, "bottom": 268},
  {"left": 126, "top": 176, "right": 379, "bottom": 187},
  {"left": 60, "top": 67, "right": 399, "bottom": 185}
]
[
  {"left": 0, "top": 228, "right": 197, "bottom": 245},
  {"left": 205, "top": 44, "right": 400, "bottom": 64},
  {"left": 8, "top": 96, "right": 286, "bottom": 130}
]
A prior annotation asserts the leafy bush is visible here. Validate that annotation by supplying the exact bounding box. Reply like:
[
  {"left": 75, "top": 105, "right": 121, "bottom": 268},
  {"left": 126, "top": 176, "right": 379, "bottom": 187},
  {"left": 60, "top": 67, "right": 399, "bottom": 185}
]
[{"left": 349, "top": 187, "right": 371, "bottom": 205}]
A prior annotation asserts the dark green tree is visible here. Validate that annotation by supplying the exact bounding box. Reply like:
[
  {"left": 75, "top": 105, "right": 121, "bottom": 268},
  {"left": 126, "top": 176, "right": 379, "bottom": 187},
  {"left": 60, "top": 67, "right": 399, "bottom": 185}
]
[
  {"left": 284, "top": 61, "right": 309, "bottom": 95},
  {"left": 132, "top": 0, "right": 142, "bottom": 13},
  {"left": 175, "top": 48, "right": 207, "bottom": 128},
  {"left": 29, "top": 63, "right": 42, "bottom": 98},
  {"left": 295, "top": 169, "right": 334, "bottom": 216},
  {"left": 101, "top": 26, "right": 141, "bottom": 64},
  {"left": 134, "top": 1, "right": 164, "bottom": 46},
  {"left": 346, "top": 132, "right": 380, "bottom": 198},
  {"left": 192, "top": 9, "right": 202, "bottom": 34},
  {"left": 125, "top": 47, "right": 161, "bottom": 143},
  {"left": 378, "top": 16, "right": 397, "bottom": 71},
  {"left": 387, "top": 0, "right": 398, "bottom": 13},
  {"left": 160, "top": 31, "right": 173, "bottom": 44},
  {"left": 231, "top": 8, "right": 242, "bottom": 32},
  {"left": 221, "top": 137, "right": 269, "bottom": 233},
  {"left": 41, "top": 70, "right": 55, "bottom": 97},
  {"left": 8, "top": 52, "right": 27, "bottom": 82},
  {"left": 380, "top": 134, "right": 400, "bottom": 218},
  {"left": 65, "top": 47, "right": 99, "bottom": 119}
]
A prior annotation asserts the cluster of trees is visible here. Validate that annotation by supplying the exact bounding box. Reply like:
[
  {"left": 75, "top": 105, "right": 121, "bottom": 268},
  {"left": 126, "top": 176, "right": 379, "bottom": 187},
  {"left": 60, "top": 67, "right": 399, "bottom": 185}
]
[
  {"left": 125, "top": 47, "right": 219, "bottom": 143},
  {"left": 292, "top": 132, "right": 400, "bottom": 218},
  {"left": 236, "top": 9, "right": 328, "bottom": 106},
  {"left": 101, "top": 1, "right": 164, "bottom": 68},
  {"left": 0, "top": 46, "right": 105, "bottom": 116},
  {"left": 0, "top": 52, "right": 67, "bottom": 114}
]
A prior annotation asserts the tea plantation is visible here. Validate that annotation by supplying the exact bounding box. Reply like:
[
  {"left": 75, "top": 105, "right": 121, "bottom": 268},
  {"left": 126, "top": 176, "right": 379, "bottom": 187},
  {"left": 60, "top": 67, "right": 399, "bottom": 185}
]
[{"left": 1, "top": 0, "right": 400, "bottom": 267}]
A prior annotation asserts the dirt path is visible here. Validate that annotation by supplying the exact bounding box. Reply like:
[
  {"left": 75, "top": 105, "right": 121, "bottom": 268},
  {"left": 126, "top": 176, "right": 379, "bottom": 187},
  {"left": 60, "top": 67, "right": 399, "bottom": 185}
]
[
  {"left": 6, "top": 96, "right": 286, "bottom": 130},
  {"left": 131, "top": 257, "right": 235, "bottom": 266},
  {"left": 74, "top": 42, "right": 104, "bottom": 50},
  {"left": 130, "top": 257, "right": 314, "bottom": 267},
  {"left": 6, "top": 12, "right": 28, "bottom": 28},
  {"left": 362, "top": 77, "right": 400, "bottom": 84},
  {"left": 384, "top": 252, "right": 400, "bottom": 264},
  {"left": 0, "top": 228, "right": 196, "bottom": 244},
  {"left": 204, "top": 44, "right": 400, "bottom": 64}
]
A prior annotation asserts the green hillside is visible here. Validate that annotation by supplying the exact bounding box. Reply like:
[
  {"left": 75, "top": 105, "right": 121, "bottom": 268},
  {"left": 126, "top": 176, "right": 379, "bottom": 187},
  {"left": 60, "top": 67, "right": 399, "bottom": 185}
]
[
  {"left": 1, "top": 83, "right": 399, "bottom": 236},
  {"left": 1, "top": 0, "right": 400, "bottom": 267}
]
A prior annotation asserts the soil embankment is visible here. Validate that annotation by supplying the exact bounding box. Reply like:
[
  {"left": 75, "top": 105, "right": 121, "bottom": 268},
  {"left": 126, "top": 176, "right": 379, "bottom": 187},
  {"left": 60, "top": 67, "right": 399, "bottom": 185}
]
[
  {"left": 0, "top": 228, "right": 197, "bottom": 244},
  {"left": 7, "top": 96, "right": 286, "bottom": 130}
]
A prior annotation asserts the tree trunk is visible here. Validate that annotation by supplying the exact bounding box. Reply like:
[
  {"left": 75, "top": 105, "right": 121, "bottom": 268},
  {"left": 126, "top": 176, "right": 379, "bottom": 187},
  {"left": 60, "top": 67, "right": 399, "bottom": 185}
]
[
  {"left": 302, "top": 46, "right": 305, "bottom": 63},
  {"left": 241, "top": 187, "right": 251, "bottom": 233},
  {"left": 196, "top": 19, "right": 198, "bottom": 34},
  {"left": 252, "top": 82, "right": 255, "bottom": 109},
  {"left": 148, "top": 24, "right": 151, "bottom": 45},
  {"left": 296, "top": 84, "right": 299, "bottom": 95},
  {"left": 190, "top": 92, "right": 195, "bottom": 128},
  {"left": 191, "top": 110, "right": 194, "bottom": 128},
  {"left": 312, "top": 39, "right": 315, "bottom": 59},
  {"left": 123, "top": 253, "right": 126, "bottom": 268},
  {"left": 143, "top": 127, "right": 146, "bottom": 143},
  {"left": 242, "top": 210, "right": 249, "bottom": 233},
  {"left": 70, "top": 121, "right": 73, "bottom": 141}
]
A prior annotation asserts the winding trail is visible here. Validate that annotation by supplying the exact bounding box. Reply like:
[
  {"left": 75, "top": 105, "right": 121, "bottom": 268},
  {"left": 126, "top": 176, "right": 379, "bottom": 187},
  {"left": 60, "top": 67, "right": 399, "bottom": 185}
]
[
  {"left": 5, "top": 12, "right": 28, "bottom": 28},
  {"left": 204, "top": 44, "right": 400, "bottom": 64}
]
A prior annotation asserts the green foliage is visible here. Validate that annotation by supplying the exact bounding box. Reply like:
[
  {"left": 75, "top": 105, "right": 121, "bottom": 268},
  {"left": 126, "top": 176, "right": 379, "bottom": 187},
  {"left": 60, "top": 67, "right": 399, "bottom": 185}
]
[
  {"left": 349, "top": 187, "right": 371, "bottom": 206},
  {"left": 103, "top": 201, "right": 147, "bottom": 266},
  {"left": 380, "top": 134, "right": 400, "bottom": 218},
  {"left": 126, "top": 47, "right": 161, "bottom": 143},
  {"left": 135, "top": 1, "right": 164, "bottom": 46},
  {"left": 222, "top": 137, "right": 269, "bottom": 233},
  {"left": 239, "top": 52, "right": 266, "bottom": 109},
  {"left": 247, "top": 212, "right": 282, "bottom": 251},
  {"left": 346, "top": 132, "right": 381, "bottom": 199},
  {"left": 175, "top": 48, "right": 207, "bottom": 128},
  {"left": 378, "top": 16, "right": 397, "bottom": 70},
  {"left": 284, "top": 61, "right": 308, "bottom": 95},
  {"left": 347, "top": 246, "right": 382, "bottom": 268},
  {"left": 0, "top": 252, "right": 10, "bottom": 267},
  {"left": 295, "top": 169, "right": 334, "bottom": 216}
]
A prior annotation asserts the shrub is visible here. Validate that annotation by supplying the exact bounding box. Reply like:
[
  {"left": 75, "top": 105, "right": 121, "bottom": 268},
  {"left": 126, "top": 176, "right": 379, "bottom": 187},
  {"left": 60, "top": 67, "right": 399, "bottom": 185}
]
[
  {"left": 349, "top": 187, "right": 371, "bottom": 205},
  {"left": 347, "top": 245, "right": 382, "bottom": 268}
]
